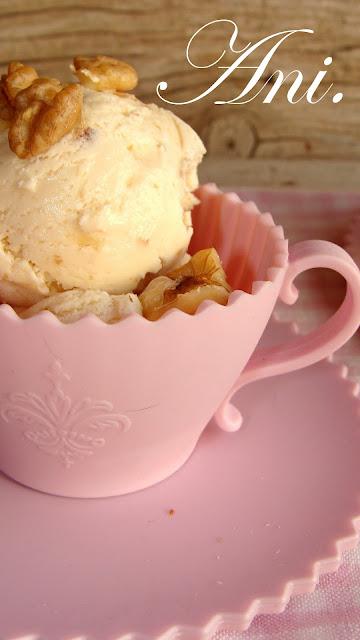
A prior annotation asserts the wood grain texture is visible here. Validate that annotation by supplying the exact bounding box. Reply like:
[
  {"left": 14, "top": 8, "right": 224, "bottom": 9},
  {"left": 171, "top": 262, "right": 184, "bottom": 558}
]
[
  {"left": 201, "top": 158, "right": 360, "bottom": 190},
  {"left": 0, "top": 0, "right": 358, "bottom": 188}
]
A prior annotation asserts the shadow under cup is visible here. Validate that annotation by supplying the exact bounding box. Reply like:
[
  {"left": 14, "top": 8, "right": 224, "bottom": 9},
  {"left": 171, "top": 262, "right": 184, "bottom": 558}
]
[{"left": 0, "top": 184, "right": 288, "bottom": 498}]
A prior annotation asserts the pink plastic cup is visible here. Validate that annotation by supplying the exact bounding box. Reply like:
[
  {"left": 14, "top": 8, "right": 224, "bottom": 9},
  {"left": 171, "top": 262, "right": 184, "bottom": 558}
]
[{"left": 0, "top": 183, "right": 359, "bottom": 498}]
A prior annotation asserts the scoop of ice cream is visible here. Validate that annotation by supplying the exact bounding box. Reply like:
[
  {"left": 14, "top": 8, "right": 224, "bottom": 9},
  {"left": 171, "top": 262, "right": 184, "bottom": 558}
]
[
  {"left": 0, "top": 89, "right": 205, "bottom": 306},
  {"left": 19, "top": 289, "right": 142, "bottom": 324}
]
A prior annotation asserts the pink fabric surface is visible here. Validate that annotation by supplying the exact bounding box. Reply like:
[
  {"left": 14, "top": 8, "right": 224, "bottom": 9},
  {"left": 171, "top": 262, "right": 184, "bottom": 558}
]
[
  {"left": 238, "top": 550, "right": 360, "bottom": 639},
  {"left": 225, "top": 188, "right": 360, "bottom": 639}
]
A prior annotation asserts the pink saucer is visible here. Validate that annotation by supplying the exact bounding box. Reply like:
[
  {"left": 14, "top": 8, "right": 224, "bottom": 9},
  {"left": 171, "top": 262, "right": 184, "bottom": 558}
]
[{"left": 2, "top": 318, "right": 360, "bottom": 640}]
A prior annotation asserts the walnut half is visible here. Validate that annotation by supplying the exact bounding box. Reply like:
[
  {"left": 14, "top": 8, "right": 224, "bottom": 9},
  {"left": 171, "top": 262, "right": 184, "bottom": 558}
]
[
  {"left": 73, "top": 55, "right": 138, "bottom": 92},
  {"left": 0, "top": 61, "right": 39, "bottom": 131},
  {"left": 2, "top": 61, "right": 38, "bottom": 104},
  {"left": 14, "top": 77, "right": 62, "bottom": 111},
  {"left": 9, "top": 83, "right": 83, "bottom": 159},
  {"left": 140, "top": 248, "right": 232, "bottom": 320}
]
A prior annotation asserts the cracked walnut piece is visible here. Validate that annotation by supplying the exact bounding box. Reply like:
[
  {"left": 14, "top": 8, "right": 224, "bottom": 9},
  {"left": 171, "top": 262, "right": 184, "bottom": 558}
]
[
  {"left": 2, "top": 61, "right": 38, "bottom": 104},
  {"left": 0, "top": 88, "right": 13, "bottom": 129},
  {"left": 140, "top": 248, "right": 232, "bottom": 320},
  {"left": 73, "top": 55, "right": 138, "bottom": 92},
  {"left": 9, "top": 83, "right": 83, "bottom": 159},
  {"left": 14, "top": 77, "right": 62, "bottom": 110},
  {"left": 0, "top": 61, "right": 39, "bottom": 131}
]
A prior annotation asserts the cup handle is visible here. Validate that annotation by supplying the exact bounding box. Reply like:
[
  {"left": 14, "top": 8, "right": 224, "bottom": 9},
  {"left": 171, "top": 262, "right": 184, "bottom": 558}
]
[{"left": 215, "top": 240, "right": 360, "bottom": 432}]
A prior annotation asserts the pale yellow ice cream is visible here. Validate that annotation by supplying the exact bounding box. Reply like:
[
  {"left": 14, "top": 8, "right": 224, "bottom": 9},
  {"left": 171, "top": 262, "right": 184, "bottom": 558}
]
[
  {"left": 0, "top": 88, "right": 205, "bottom": 306},
  {"left": 20, "top": 289, "right": 142, "bottom": 324}
]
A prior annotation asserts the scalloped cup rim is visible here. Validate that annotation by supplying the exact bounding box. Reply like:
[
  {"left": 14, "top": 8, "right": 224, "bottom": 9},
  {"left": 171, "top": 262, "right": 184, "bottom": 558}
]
[{"left": 0, "top": 185, "right": 288, "bottom": 328}]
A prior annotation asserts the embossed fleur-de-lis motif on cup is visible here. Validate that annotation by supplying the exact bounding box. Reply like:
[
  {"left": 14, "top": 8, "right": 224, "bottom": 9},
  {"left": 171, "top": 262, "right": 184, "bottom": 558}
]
[{"left": 1, "top": 361, "right": 131, "bottom": 468}]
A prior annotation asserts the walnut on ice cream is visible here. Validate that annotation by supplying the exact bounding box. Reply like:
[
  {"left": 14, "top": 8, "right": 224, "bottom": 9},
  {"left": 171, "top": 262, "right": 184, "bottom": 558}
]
[
  {"left": 9, "top": 84, "right": 83, "bottom": 159},
  {"left": 73, "top": 55, "right": 138, "bottom": 93},
  {"left": 2, "top": 61, "right": 38, "bottom": 104}
]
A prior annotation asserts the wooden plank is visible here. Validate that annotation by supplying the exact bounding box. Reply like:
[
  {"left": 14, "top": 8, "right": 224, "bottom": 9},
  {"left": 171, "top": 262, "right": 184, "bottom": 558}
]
[
  {"left": 200, "top": 158, "right": 360, "bottom": 191},
  {"left": 0, "top": 1, "right": 357, "bottom": 186}
]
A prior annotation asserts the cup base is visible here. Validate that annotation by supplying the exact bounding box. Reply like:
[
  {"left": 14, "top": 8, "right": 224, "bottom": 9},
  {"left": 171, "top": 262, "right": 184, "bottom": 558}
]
[{"left": 0, "top": 439, "right": 199, "bottom": 498}]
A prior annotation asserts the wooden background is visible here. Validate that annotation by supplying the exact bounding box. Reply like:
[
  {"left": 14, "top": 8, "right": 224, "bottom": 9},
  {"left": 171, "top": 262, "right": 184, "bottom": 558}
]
[{"left": 0, "top": 0, "right": 359, "bottom": 190}]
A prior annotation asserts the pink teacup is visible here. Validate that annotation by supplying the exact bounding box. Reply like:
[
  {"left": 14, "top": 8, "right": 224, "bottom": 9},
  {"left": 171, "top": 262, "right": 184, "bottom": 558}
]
[{"left": 0, "top": 184, "right": 359, "bottom": 498}]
